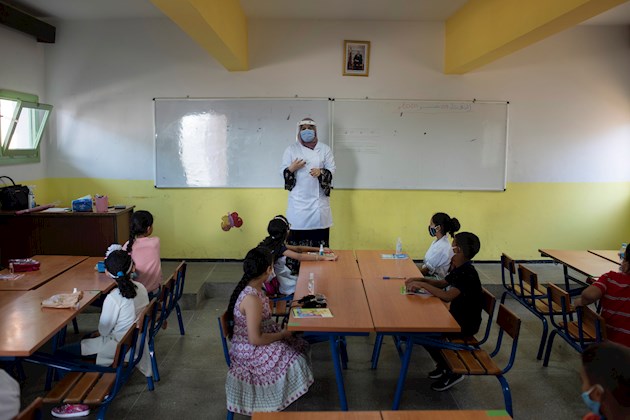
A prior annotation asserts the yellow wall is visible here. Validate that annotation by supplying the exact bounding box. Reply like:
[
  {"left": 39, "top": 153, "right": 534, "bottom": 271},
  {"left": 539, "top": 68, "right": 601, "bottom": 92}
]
[{"left": 30, "top": 178, "right": 630, "bottom": 261}]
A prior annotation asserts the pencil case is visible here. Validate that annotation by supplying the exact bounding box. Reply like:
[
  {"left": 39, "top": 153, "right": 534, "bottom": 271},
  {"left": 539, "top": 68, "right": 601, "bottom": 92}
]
[{"left": 9, "top": 258, "right": 41, "bottom": 272}]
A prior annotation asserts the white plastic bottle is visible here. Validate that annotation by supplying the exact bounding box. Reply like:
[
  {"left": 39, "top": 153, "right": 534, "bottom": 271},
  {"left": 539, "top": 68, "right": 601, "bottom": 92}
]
[
  {"left": 308, "top": 272, "right": 315, "bottom": 295},
  {"left": 396, "top": 237, "right": 403, "bottom": 255},
  {"left": 27, "top": 185, "right": 36, "bottom": 209},
  {"left": 319, "top": 243, "right": 324, "bottom": 256},
  {"left": 619, "top": 243, "right": 627, "bottom": 262}
]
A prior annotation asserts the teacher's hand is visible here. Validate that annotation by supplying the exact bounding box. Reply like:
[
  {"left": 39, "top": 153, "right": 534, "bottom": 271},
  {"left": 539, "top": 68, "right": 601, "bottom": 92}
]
[
  {"left": 288, "top": 158, "right": 306, "bottom": 173},
  {"left": 309, "top": 168, "right": 322, "bottom": 178}
]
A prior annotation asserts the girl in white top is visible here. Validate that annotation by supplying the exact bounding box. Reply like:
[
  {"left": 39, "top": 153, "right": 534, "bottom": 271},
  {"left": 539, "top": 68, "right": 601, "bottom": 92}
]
[
  {"left": 259, "top": 215, "right": 337, "bottom": 295},
  {"left": 282, "top": 118, "right": 336, "bottom": 248},
  {"left": 420, "top": 212, "right": 461, "bottom": 279}
]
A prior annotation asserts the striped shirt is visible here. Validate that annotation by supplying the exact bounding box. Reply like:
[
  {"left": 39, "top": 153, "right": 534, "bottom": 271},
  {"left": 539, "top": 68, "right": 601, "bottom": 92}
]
[{"left": 593, "top": 271, "right": 630, "bottom": 347}]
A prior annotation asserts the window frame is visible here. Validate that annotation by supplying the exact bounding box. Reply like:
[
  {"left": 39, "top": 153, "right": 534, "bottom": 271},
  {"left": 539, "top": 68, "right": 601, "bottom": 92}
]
[{"left": 0, "top": 90, "right": 53, "bottom": 165}]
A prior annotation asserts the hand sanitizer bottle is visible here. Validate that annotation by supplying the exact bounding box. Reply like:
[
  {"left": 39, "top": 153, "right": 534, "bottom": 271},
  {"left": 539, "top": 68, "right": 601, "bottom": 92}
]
[
  {"left": 396, "top": 237, "right": 403, "bottom": 255},
  {"left": 619, "top": 243, "right": 627, "bottom": 262},
  {"left": 27, "top": 185, "right": 36, "bottom": 209},
  {"left": 319, "top": 243, "right": 324, "bottom": 256},
  {"left": 308, "top": 273, "right": 315, "bottom": 295}
]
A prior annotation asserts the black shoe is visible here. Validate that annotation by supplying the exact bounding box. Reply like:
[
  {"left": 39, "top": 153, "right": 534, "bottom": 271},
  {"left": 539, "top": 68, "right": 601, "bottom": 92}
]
[
  {"left": 431, "top": 373, "right": 465, "bottom": 391},
  {"left": 428, "top": 367, "right": 446, "bottom": 379}
]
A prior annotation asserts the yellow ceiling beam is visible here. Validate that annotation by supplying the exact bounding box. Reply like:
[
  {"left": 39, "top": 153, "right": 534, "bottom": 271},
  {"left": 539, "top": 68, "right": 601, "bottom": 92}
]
[
  {"left": 445, "top": 0, "right": 629, "bottom": 74},
  {"left": 150, "top": 0, "right": 248, "bottom": 71}
]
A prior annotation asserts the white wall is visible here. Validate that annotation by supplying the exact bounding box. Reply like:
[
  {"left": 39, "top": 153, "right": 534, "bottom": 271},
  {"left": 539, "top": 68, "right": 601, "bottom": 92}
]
[
  {"left": 7, "top": 18, "right": 630, "bottom": 183},
  {"left": 0, "top": 25, "right": 48, "bottom": 181}
]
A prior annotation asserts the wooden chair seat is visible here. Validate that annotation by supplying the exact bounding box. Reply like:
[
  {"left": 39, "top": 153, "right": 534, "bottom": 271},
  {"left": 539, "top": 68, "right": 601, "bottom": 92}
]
[
  {"left": 559, "top": 322, "right": 598, "bottom": 342},
  {"left": 534, "top": 298, "right": 570, "bottom": 315},
  {"left": 448, "top": 336, "right": 479, "bottom": 346},
  {"left": 43, "top": 371, "right": 116, "bottom": 405},
  {"left": 441, "top": 348, "right": 502, "bottom": 376}
]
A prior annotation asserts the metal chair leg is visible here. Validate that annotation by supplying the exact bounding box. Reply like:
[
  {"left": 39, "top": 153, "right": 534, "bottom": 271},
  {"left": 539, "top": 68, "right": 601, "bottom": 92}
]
[
  {"left": 536, "top": 317, "right": 548, "bottom": 360},
  {"left": 543, "top": 330, "right": 558, "bottom": 367},
  {"left": 149, "top": 339, "right": 160, "bottom": 382},
  {"left": 371, "top": 333, "right": 384, "bottom": 369},
  {"left": 175, "top": 303, "right": 185, "bottom": 335},
  {"left": 497, "top": 375, "right": 513, "bottom": 418}
]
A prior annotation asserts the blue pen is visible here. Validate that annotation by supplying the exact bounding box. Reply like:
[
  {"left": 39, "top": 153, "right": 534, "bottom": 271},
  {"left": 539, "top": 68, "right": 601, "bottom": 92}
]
[{"left": 383, "top": 276, "right": 406, "bottom": 280}]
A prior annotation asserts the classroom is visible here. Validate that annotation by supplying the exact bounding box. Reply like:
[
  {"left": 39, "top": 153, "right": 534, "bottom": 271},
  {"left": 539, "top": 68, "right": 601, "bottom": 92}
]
[{"left": 1, "top": 0, "right": 629, "bottom": 419}]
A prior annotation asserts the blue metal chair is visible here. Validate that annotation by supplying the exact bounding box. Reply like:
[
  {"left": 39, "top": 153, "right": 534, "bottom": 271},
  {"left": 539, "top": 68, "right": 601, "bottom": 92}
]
[
  {"left": 543, "top": 283, "right": 606, "bottom": 367},
  {"left": 171, "top": 261, "right": 187, "bottom": 335},
  {"left": 440, "top": 304, "right": 522, "bottom": 418},
  {"left": 218, "top": 312, "right": 235, "bottom": 420},
  {"left": 148, "top": 276, "right": 176, "bottom": 382},
  {"left": 499, "top": 253, "right": 517, "bottom": 304}
]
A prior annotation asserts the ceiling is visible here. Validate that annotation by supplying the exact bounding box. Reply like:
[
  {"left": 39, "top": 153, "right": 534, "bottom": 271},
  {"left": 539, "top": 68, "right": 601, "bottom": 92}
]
[{"left": 3, "top": 0, "right": 630, "bottom": 24}]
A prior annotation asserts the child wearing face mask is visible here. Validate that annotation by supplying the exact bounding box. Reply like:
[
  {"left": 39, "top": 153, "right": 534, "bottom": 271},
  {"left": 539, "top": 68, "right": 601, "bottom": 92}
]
[
  {"left": 574, "top": 246, "right": 630, "bottom": 347},
  {"left": 580, "top": 342, "right": 630, "bottom": 420},
  {"left": 405, "top": 232, "right": 482, "bottom": 392},
  {"left": 259, "top": 215, "right": 337, "bottom": 296},
  {"left": 225, "top": 246, "right": 313, "bottom": 416},
  {"left": 417, "top": 212, "right": 461, "bottom": 279}
]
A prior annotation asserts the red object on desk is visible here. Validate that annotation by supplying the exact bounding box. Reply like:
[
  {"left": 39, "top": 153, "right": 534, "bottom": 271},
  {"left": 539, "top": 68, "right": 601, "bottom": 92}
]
[{"left": 9, "top": 259, "right": 40, "bottom": 272}]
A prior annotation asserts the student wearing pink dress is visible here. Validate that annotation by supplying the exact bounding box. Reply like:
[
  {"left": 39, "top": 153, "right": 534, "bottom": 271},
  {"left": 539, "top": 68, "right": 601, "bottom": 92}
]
[
  {"left": 225, "top": 247, "right": 313, "bottom": 415},
  {"left": 123, "top": 210, "right": 162, "bottom": 299}
]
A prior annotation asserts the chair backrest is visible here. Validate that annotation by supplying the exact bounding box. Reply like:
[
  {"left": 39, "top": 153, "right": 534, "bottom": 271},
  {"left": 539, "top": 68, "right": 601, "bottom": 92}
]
[
  {"left": 162, "top": 274, "right": 178, "bottom": 317},
  {"left": 546, "top": 283, "right": 572, "bottom": 328},
  {"left": 477, "top": 288, "right": 497, "bottom": 345},
  {"left": 501, "top": 254, "right": 516, "bottom": 290},
  {"left": 577, "top": 305, "right": 607, "bottom": 345},
  {"left": 517, "top": 264, "right": 539, "bottom": 298},
  {"left": 173, "top": 261, "right": 187, "bottom": 301},
  {"left": 492, "top": 304, "right": 522, "bottom": 374},
  {"left": 111, "top": 323, "right": 140, "bottom": 369},
  {"left": 14, "top": 396, "right": 43, "bottom": 420},
  {"left": 218, "top": 311, "right": 231, "bottom": 367}
]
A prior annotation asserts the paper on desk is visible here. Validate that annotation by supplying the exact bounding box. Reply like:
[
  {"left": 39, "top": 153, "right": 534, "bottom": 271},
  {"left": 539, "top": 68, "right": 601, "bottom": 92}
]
[
  {"left": 0, "top": 273, "right": 24, "bottom": 281},
  {"left": 42, "top": 207, "right": 71, "bottom": 213},
  {"left": 400, "top": 285, "right": 432, "bottom": 296},
  {"left": 381, "top": 253, "right": 409, "bottom": 260}
]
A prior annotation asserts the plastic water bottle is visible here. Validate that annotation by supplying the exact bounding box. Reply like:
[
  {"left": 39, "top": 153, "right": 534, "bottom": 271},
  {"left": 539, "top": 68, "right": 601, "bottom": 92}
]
[
  {"left": 395, "top": 237, "right": 403, "bottom": 255},
  {"left": 319, "top": 243, "right": 324, "bottom": 256},
  {"left": 27, "top": 186, "right": 35, "bottom": 209},
  {"left": 308, "top": 273, "right": 315, "bottom": 295},
  {"left": 619, "top": 243, "right": 627, "bottom": 262}
]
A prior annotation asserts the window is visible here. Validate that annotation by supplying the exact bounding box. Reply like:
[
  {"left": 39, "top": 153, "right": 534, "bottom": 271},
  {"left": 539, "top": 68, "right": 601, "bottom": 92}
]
[{"left": 0, "top": 90, "right": 53, "bottom": 165}]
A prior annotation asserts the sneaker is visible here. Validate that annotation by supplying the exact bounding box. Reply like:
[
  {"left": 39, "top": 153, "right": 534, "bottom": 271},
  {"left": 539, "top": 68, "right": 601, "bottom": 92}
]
[
  {"left": 51, "top": 404, "right": 90, "bottom": 418},
  {"left": 428, "top": 367, "right": 446, "bottom": 379},
  {"left": 431, "top": 373, "right": 465, "bottom": 391}
]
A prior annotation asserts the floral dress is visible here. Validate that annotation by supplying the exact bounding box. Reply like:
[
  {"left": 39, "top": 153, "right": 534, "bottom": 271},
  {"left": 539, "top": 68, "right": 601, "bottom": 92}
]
[{"left": 226, "top": 286, "right": 313, "bottom": 415}]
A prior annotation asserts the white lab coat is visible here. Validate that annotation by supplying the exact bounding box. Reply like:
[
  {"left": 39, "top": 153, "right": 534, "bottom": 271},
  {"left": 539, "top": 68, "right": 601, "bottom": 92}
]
[
  {"left": 282, "top": 141, "right": 336, "bottom": 230},
  {"left": 423, "top": 235, "right": 454, "bottom": 279}
]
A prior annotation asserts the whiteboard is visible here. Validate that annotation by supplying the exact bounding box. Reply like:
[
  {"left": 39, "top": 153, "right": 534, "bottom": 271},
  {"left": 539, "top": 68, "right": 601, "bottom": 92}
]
[
  {"left": 332, "top": 99, "right": 508, "bottom": 190},
  {"left": 154, "top": 98, "right": 330, "bottom": 188},
  {"left": 154, "top": 98, "right": 508, "bottom": 190}
]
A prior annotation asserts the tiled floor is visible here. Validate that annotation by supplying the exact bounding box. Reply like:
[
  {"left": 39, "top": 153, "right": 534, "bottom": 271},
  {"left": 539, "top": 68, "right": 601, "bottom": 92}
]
[{"left": 18, "top": 260, "right": 592, "bottom": 419}]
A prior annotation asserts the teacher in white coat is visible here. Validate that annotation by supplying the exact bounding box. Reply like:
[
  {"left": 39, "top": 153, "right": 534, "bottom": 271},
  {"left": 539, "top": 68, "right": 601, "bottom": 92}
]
[{"left": 282, "top": 117, "right": 336, "bottom": 250}]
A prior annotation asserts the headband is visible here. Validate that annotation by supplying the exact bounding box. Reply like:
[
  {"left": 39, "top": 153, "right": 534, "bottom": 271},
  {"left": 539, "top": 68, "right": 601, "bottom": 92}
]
[
  {"left": 273, "top": 216, "right": 289, "bottom": 227},
  {"left": 298, "top": 119, "right": 316, "bottom": 127}
]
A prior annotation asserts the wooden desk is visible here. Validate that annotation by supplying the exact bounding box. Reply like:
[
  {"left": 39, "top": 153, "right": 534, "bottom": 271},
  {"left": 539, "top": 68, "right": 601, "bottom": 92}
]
[
  {"left": 355, "top": 250, "right": 422, "bottom": 280},
  {"left": 253, "top": 412, "right": 381, "bottom": 420},
  {"left": 0, "top": 291, "right": 26, "bottom": 308},
  {"left": 298, "top": 250, "right": 361, "bottom": 280},
  {"left": 39, "top": 257, "right": 115, "bottom": 294},
  {"left": 381, "top": 410, "right": 511, "bottom": 419},
  {"left": 0, "top": 288, "right": 101, "bottom": 357},
  {"left": 0, "top": 207, "right": 133, "bottom": 267},
  {"left": 539, "top": 249, "right": 618, "bottom": 281},
  {"left": 588, "top": 249, "right": 621, "bottom": 264},
  {"left": 0, "top": 255, "right": 88, "bottom": 291}
]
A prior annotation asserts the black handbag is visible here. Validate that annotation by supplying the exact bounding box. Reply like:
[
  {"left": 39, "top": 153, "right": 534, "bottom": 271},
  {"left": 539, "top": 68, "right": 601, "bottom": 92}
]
[{"left": 0, "top": 176, "right": 29, "bottom": 211}]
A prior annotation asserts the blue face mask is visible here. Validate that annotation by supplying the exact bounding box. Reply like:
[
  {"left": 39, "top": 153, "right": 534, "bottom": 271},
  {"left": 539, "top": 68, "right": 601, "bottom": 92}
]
[
  {"left": 581, "top": 386, "right": 601, "bottom": 416},
  {"left": 428, "top": 225, "right": 437, "bottom": 237},
  {"left": 300, "top": 129, "right": 315, "bottom": 142}
]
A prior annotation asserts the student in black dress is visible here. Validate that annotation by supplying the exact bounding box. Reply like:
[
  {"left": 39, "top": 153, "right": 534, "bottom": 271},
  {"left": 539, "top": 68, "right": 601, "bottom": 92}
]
[{"left": 405, "top": 231, "right": 482, "bottom": 391}]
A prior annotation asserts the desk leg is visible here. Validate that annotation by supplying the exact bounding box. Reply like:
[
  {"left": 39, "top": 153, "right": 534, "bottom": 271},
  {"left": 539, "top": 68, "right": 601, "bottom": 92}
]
[
  {"left": 392, "top": 335, "right": 413, "bottom": 410},
  {"left": 329, "top": 335, "right": 348, "bottom": 411}
]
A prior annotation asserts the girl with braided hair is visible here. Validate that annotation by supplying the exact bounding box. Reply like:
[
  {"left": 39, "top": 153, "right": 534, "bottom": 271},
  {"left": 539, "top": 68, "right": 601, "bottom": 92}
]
[
  {"left": 259, "top": 215, "right": 337, "bottom": 295},
  {"left": 225, "top": 246, "right": 313, "bottom": 415},
  {"left": 123, "top": 210, "right": 162, "bottom": 298}
]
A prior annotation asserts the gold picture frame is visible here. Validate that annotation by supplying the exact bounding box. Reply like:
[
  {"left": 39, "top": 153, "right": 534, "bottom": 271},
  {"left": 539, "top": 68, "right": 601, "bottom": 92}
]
[{"left": 343, "top": 40, "right": 370, "bottom": 76}]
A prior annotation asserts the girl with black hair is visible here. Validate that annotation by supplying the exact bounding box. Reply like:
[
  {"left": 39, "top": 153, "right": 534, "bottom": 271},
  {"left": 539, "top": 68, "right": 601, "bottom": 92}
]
[
  {"left": 123, "top": 210, "right": 162, "bottom": 298},
  {"left": 259, "top": 215, "right": 337, "bottom": 295},
  {"left": 419, "top": 212, "right": 461, "bottom": 279},
  {"left": 225, "top": 246, "right": 313, "bottom": 415}
]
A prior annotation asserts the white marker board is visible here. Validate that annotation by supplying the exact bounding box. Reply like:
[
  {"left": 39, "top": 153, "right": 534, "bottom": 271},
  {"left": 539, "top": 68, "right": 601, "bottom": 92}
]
[
  {"left": 154, "top": 98, "right": 330, "bottom": 188},
  {"left": 154, "top": 98, "right": 507, "bottom": 190},
  {"left": 332, "top": 99, "right": 508, "bottom": 190}
]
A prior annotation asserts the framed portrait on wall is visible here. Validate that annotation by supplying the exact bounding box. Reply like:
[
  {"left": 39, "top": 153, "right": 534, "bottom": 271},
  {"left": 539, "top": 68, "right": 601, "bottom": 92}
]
[{"left": 343, "top": 40, "right": 370, "bottom": 76}]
